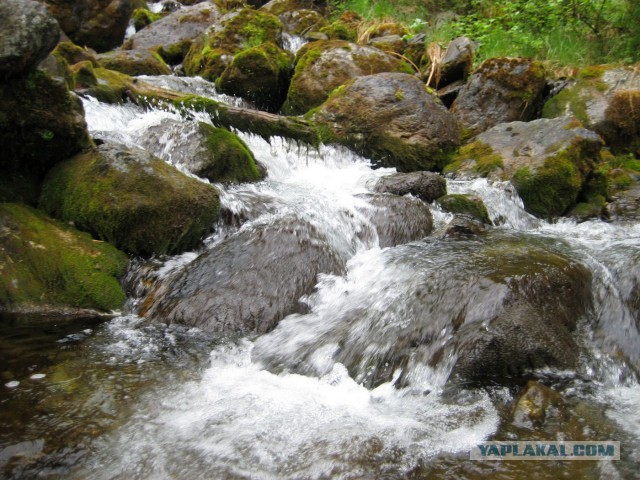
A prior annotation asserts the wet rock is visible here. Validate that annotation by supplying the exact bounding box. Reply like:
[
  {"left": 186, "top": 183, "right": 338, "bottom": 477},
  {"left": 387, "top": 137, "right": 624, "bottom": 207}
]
[
  {"left": 438, "top": 36, "right": 474, "bottom": 88},
  {"left": 131, "top": 8, "right": 164, "bottom": 31},
  {"left": 41, "top": 0, "right": 133, "bottom": 53},
  {"left": 140, "top": 215, "right": 343, "bottom": 333},
  {"left": 139, "top": 120, "right": 264, "bottom": 183},
  {"left": 312, "top": 72, "right": 461, "bottom": 172},
  {"left": 373, "top": 172, "right": 447, "bottom": 202},
  {"left": 183, "top": 8, "right": 284, "bottom": 81},
  {"left": 543, "top": 64, "right": 640, "bottom": 153},
  {"left": 356, "top": 193, "right": 433, "bottom": 247},
  {"left": 451, "top": 57, "right": 546, "bottom": 137},
  {"left": 437, "top": 194, "right": 491, "bottom": 224},
  {"left": 442, "top": 215, "right": 486, "bottom": 238},
  {"left": 52, "top": 41, "right": 100, "bottom": 68},
  {"left": 607, "top": 181, "right": 640, "bottom": 220},
  {"left": 216, "top": 42, "right": 293, "bottom": 112},
  {"left": 39, "top": 142, "right": 220, "bottom": 256},
  {"left": 97, "top": 50, "right": 171, "bottom": 76},
  {"left": 0, "top": 0, "right": 60, "bottom": 78},
  {"left": 0, "top": 70, "right": 92, "bottom": 203},
  {"left": 512, "top": 380, "right": 564, "bottom": 429},
  {"left": 0, "top": 203, "right": 127, "bottom": 313},
  {"left": 124, "top": 2, "right": 222, "bottom": 64},
  {"left": 446, "top": 117, "right": 604, "bottom": 217},
  {"left": 282, "top": 40, "right": 414, "bottom": 115}
]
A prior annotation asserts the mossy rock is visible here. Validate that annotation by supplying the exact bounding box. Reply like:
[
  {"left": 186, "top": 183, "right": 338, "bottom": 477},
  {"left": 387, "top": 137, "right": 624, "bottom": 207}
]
[
  {"left": 282, "top": 40, "right": 415, "bottom": 115},
  {"left": 437, "top": 194, "right": 491, "bottom": 224},
  {"left": 183, "top": 8, "right": 284, "bottom": 82},
  {"left": 132, "top": 8, "right": 164, "bottom": 31},
  {"left": 0, "top": 203, "right": 128, "bottom": 313},
  {"left": 39, "top": 143, "right": 220, "bottom": 257},
  {"left": 259, "top": 0, "right": 324, "bottom": 16},
  {"left": 217, "top": 42, "right": 293, "bottom": 112},
  {"left": 52, "top": 41, "right": 100, "bottom": 68},
  {"left": 0, "top": 69, "right": 92, "bottom": 190},
  {"left": 139, "top": 120, "right": 264, "bottom": 183},
  {"left": 318, "top": 11, "right": 361, "bottom": 42},
  {"left": 311, "top": 72, "right": 460, "bottom": 172},
  {"left": 451, "top": 57, "right": 547, "bottom": 136},
  {"left": 277, "top": 9, "right": 326, "bottom": 35},
  {"left": 97, "top": 49, "right": 171, "bottom": 76},
  {"left": 543, "top": 64, "right": 640, "bottom": 154}
]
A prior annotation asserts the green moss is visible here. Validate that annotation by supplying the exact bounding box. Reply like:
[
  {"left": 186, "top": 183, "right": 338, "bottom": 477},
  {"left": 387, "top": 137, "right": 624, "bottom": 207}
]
[
  {"left": 52, "top": 41, "right": 99, "bottom": 68},
  {"left": 446, "top": 141, "right": 504, "bottom": 176},
  {"left": 0, "top": 203, "right": 127, "bottom": 312},
  {"left": 70, "top": 61, "right": 98, "bottom": 90},
  {"left": 542, "top": 83, "right": 590, "bottom": 124},
  {"left": 39, "top": 147, "right": 220, "bottom": 257},
  {"left": 437, "top": 194, "right": 491, "bottom": 224},
  {"left": 199, "top": 124, "right": 262, "bottom": 183},
  {"left": 132, "top": 8, "right": 163, "bottom": 31},
  {"left": 97, "top": 50, "right": 171, "bottom": 76},
  {"left": 87, "top": 68, "right": 134, "bottom": 103},
  {"left": 512, "top": 151, "right": 583, "bottom": 217}
]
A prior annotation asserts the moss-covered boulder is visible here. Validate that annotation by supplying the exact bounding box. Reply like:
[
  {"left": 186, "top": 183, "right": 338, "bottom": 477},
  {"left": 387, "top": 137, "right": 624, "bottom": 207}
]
[
  {"left": 311, "top": 72, "right": 461, "bottom": 172},
  {"left": 139, "top": 120, "right": 264, "bottom": 183},
  {"left": 543, "top": 64, "right": 640, "bottom": 153},
  {"left": 124, "top": 2, "right": 223, "bottom": 64},
  {"left": 183, "top": 8, "right": 284, "bottom": 82},
  {"left": 259, "top": 0, "right": 324, "bottom": 16},
  {"left": 0, "top": 0, "right": 61, "bottom": 78},
  {"left": 39, "top": 143, "right": 220, "bottom": 257},
  {"left": 437, "top": 194, "right": 491, "bottom": 224},
  {"left": 259, "top": 0, "right": 326, "bottom": 35},
  {"left": 41, "top": 0, "right": 133, "bottom": 52},
  {"left": 216, "top": 42, "right": 292, "bottom": 112},
  {"left": 0, "top": 203, "right": 127, "bottom": 313},
  {"left": 52, "top": 41, "right": 100, "bottom": 68},
  {"left": 282, "top": 40, "right": 414, "bottom": 115},
  {"left": 446, "top": 117, "right": 604, "bottom": 217},
  {"left": 96, "top": 49, "right": 171, "bottom": 76},
  {"left": 451, "top": 57, "right": 546, "bottom": 137},
  {"left": 0, "top": 70, "right": 92, "bottom": 203},
  {"left": 318, "top": 11, "right": 361, "bottom": 42}
]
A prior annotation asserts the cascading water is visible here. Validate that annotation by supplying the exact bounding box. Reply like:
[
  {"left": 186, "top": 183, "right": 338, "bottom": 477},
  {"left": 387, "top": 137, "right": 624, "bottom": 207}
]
[{"left": 2, "top": 77, "right": 639, "bottom": 479}]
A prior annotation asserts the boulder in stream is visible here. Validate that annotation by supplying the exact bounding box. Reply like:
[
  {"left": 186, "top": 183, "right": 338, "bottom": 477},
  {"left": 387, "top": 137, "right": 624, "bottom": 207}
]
[
  {"left": 437, "top": 194, "right": 491, "bottom": 224},
  {"left": 39, "top": 143, "right": 220, "bottom": 257},
  {"left": 446, "top": 116, "right": 604, "bottom": 217},
  {"left": 373, "top": 171, "right": 447, "bottom": 203},
  {"left": 139, "top": 215, "right": 344, "bottom": 333},
  {"left": 311, "top": 72, "right": 461, "bottom": 172},
  {"left": 96, "top": 49, "right": 171, "bottom": 76},
  {"left": 0, "top": 203, "right": 127, "bottom": 314},
  {"left": 451, "top": 57, "right": 547, "bottom": 137},
  {"left": 0, "top": 0, "right": 61, "bottom": 78},
  {"left": 282, "top": 40, "right": 414, "bottom": 115}
]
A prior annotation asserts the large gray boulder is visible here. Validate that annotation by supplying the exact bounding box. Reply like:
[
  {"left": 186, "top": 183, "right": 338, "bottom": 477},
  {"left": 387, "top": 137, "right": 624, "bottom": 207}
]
[
  {"left": 0, "top": 0, "right": 60, "bottom": 77},
  {"left": 124, "top": 2, "right": 222, "bottom": 64},
  {"left": 451, "top": 57, "right": 547, "bottom": 137},
  {"left": 446, "top": 117, "right": 604, "bottom": 217},
  {"left": 139, "top": 215, "right": 344, "bottom": 333},
  {"left": 282, "top": 40, "right": 414, "bottom": 115},
  {"left": 312, "top": 72, "right": 461, "bottom": 172}
]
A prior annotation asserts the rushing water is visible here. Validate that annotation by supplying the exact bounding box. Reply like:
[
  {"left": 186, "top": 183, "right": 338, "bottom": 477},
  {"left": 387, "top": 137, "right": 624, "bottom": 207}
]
[{"left": 1, "top": 77, "right": 639, "bottom": 479}]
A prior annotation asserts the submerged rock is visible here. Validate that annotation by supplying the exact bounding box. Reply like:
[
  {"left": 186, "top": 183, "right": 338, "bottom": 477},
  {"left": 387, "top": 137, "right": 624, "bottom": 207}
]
[
  {"left": 512, "top": 380, "right": 564, "bottom": 429},
  {"left": 124, "top": 2, "right": 222, "bottom": 64},
  {"left": 446, "top": 117, "right": 604, "bottom": 217},
  {"left": 39, "top": 143, "right": 220, "bottom": 257},
  {"left": 139, "top": 120, "right": 264, "bottom": 183},
  {"left": 140, "top": 215, "right": 343, "bottom": 333},
  {"left": 0, "top": 203, "right": 127, "bottom": 313},
  {"left": 451, "top": 57, "right": 546, "bottom": 137},
  {"left": 0, "top": 0, "right": 60, "bottom": 78},
  {"left": 282, "top": 40, "right": 414, "bottom": 115},
  {"left": 312, "top": 72, "right": 461, "bottom": 172},
  {"left": 373, "top": 171, "right": 447, "bottom": 202},
  {"left": 41, "top": 0, "right": 133, "bottom": 53},
  {"left": 542, "top": 64, "right": 640, "bottom": 153},
  {"left": 356, "top": 193, "right": 433, "bottom": 248}
]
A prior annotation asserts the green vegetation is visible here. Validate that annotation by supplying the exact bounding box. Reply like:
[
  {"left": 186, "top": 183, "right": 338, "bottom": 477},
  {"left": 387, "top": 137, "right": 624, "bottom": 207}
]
[{"left": 327, "top": 0, "right": 640, "bottom": 66}]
